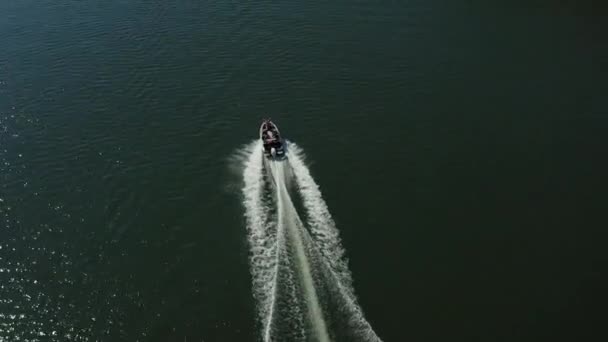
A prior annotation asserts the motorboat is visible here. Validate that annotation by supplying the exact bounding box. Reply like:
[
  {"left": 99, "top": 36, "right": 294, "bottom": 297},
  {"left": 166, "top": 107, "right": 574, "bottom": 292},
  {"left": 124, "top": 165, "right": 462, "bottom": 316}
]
[{"left": 259, "top": 119, "right": 285, "bottom": 159}]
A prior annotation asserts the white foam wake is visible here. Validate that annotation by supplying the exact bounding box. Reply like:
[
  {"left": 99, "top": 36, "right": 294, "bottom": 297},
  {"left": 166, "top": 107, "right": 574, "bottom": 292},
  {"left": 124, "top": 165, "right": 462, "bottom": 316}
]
[
  {"left": 269, "top": 160, "right": 331, "bottom": 342},
  {"left": 241, "top": 141, "right": 278, "bottom": 337},
  {"left": 239, "top": 140, "right": 382, "bottom": 342},
  {"left": 287, "top": 142, "right": 382, "bottom": 342}
]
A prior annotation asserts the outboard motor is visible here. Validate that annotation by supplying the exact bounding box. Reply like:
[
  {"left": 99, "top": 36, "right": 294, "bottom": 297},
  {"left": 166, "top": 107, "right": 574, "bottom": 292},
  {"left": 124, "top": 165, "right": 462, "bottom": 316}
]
[{"left": 270, "top": 147, "right": 277, "bottom": 158}]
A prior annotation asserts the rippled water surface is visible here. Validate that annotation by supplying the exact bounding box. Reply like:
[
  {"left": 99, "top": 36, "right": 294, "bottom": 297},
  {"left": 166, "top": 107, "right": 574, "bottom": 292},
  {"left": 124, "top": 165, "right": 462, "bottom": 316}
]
[{"left": 1, "top": 1, "right": 606, "bottom": 341}]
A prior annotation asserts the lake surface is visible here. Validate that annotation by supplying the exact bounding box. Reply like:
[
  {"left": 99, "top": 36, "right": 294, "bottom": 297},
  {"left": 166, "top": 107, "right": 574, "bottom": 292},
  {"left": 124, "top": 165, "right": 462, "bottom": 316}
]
[{"left": 1, "top": 1, "right": 606, "bottom": 341}]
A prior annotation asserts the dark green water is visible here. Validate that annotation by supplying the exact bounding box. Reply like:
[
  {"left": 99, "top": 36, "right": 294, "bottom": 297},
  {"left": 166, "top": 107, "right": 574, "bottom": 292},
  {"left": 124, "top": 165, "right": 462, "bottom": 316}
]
[{"left": 1, "top": 1, "right": 606, "bottom": 341}]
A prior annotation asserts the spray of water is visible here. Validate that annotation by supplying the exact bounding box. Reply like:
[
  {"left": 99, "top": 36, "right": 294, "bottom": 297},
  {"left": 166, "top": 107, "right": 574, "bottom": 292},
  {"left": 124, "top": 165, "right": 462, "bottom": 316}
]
[
  {"left": 287, "top": 143, "right": 382, "bottom": 341},
  {"left": 269, "top": 160, "right": 331, "bottom": 342},
  {"left": 239, "top": 140, "right": 382, "bottom": 342},
  {"left": 241, "top": 141, "right": 278, "bottom": 336}
]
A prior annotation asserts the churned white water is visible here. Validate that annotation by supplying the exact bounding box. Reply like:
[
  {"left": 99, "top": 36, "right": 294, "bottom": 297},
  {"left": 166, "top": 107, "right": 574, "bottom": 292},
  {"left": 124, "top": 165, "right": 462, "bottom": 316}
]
[{"left": 239, "top": 140, "right": 382, "bottom": 342}]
